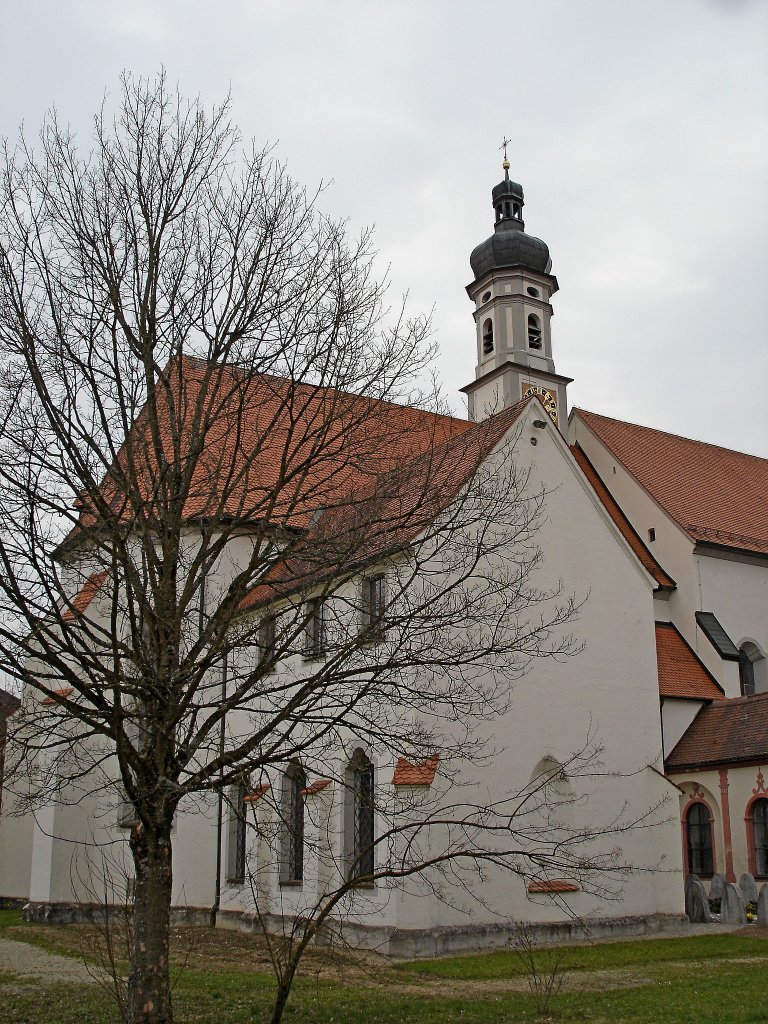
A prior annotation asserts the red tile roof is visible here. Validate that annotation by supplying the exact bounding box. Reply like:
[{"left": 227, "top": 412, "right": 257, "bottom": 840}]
[
  {"left": 575, "top": 409, "right": 768, "bottom": 556},
  {"left": 243, "top": 783, "right": 271, "bottom": 802},
  {"left": 665, "top": 691, "right": 768, "bottom": 771},
  {"left": 75, "top": 357, "right": 473, "bottom": 536},
  {"left": 571, "top": 446, "right": 675, "bottom": 589},
  {"left": 301, "top": 778, "right": 332, "bottom": 796},
  {"left": 40, "top": 688, "right": 75, "bottom": 706},
  {"left": 239, "top": 399, "right": 532, "bottom": 611},
  {"left": 527, "top": 879, "right": 580, "bottom": 893},
  {"left": 0, "top": 689, "right": 20, "bottom": 712},
  {"left": 61, "top": 571, "right": 108, "bottom": 621},
  {"left": 392, "top": 754, "right": 440, "bottom": 786},
  {"left": 655, "top": 622, "right": 724, "bottom": 701}
]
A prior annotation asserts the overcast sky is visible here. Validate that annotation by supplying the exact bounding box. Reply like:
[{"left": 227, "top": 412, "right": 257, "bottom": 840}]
[{"left": 2, "top": 0, "right": 767, "bottom": 455}]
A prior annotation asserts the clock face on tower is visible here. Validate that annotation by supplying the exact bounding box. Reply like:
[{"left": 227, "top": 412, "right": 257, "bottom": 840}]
[{"left": 521, "top": 383, "right": 558, "bottom": 422}]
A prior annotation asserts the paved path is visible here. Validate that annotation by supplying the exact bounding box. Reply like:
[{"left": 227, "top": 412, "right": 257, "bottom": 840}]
[{"left": 0, "top": 936, "right": 96, "bottom": 984}]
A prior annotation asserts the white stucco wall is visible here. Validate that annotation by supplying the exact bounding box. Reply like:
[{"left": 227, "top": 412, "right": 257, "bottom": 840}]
[
  {"left": 661, "top": 698, "right": 704, "bottom": 759},
  {"left": 570, "top": 413, "right": 768, "bottom": 697}
]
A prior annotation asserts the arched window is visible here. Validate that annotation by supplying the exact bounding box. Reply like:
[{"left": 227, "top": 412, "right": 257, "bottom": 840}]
[
  {"left": 345, "top": 748, "right": 374, "bottom": 880},
  {"left": 686, "top": 801, "right": 714, "bottom": 876},
  {"left": 280, "top": 762, "right": 306, "bottom": 883},
  {"left": 739, "top": 642, "right": 765, "bottom": 696},
  {"left": 527, "top": 314, "right": 542, "bottom": 350},
  {"left": 482, "top": 318, "right": 494, "bottom": 355},
  {"left": 751, "top": 798, "right": 768, "bottom": 877}
]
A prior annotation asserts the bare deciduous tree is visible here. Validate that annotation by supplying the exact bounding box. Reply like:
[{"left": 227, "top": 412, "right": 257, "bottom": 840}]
[{"left": 0, "top": 73, "right": 650, "bottom": 1024}]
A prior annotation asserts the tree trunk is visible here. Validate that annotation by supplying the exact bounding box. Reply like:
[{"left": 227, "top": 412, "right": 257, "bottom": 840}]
[
  {"left": 127, "top": 819, "right": 174, "bottom": 1024},
  {"left": 269, "top": 979, "right": 294, "bottom": 1024}
]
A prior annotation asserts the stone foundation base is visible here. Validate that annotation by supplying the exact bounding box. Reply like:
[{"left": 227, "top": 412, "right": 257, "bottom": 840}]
[
  {"left": 0, "top": 895, "right": 26, "bottom": 910},
  {"left": 22, "top": 901, "right": 690, "bottom": 958}
]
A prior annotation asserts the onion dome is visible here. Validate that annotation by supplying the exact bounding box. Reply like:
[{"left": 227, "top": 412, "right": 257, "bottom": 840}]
[{"left": 470, "top": 160, "right": 551, "bottom": 279}]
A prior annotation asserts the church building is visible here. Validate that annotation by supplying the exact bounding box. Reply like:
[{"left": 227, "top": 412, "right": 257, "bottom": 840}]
[{"left": 0, "top": 159, "right": 766, "bottom": 953}]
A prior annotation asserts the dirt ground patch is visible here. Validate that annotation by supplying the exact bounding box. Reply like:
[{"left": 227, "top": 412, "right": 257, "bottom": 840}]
[{"left": 8, "top": 922, "right": 766, "bottom": 1002}]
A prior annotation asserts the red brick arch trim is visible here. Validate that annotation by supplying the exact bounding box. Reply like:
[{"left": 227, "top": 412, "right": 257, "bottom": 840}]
[
  {"left": 681, "top": 796, "right": 717, "bottom": 879},
  {"left": 744, "top": 793, "right": 768, "bottom": 880}
]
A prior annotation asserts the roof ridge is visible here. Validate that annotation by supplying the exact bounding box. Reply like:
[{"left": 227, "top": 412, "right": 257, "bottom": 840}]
[
  {"left": 574, "top": 407, "right": 767, "bottom": 464},
  {"left": 180, "top": 354, "right": 472, "bottom": 430}
]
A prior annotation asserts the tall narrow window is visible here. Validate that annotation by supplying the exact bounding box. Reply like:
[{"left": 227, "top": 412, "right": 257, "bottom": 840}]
[
  {"left": 259, "top": 615, "right": 277, "bottom": 671},
  {"left": 280, "top": 762, "right": 306, "bottom": 883},
  {"left": 752, "top": 799, "right": 768, "bottom": 877},
  {"left": 482, "top": 318, "right": 494, "bottom": 355},
  {"left": 226, "top": 782, "right": 247, "bottom": 884},
  {"left": 346, "top": 749, "right": 375, "bottom": 880},
  {"left": 304, "top": 598, "right": 326, "bottom": 659},
  {"left": 739, "top": 644, "right": 758, "bottom": 696},
  {"left": 362, "top": 575, "right": 386, "bottom": 637},
  {"left": 527, "top": 314, "right": 542, "bottom": 350},
  {"left": 686, "top": 802, "right": 714, "bottom": 876}
]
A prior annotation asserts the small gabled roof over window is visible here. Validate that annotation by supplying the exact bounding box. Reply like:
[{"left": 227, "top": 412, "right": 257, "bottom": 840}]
[
  {"left": 392, "top": 753, "right": 440, "bottom": 786},
  {"left": 695, "top": 612, "right": 740, "bottom": 661}
]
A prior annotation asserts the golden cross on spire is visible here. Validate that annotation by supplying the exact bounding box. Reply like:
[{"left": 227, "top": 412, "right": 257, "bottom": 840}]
[{"left": 500, "top": 137, "right": 511, "bottom": 176}]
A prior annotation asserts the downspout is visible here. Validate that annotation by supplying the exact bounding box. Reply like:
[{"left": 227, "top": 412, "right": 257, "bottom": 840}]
[{"left": 210, "top": 653, "right": 227, "bottom": 927}]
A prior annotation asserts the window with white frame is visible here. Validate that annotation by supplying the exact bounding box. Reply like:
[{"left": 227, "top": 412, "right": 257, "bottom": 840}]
[
  {"left": 304, "top": 598, "right": 326, "bottom": 659},
  {"left": 226, "top": 782, "right": 247, "bottom": 885},
  {"left": 361, "top": 575, "right": 386, "bottom": 637},
  {"left": 280, "top": 762, "right": 306, "bottom": 883},
  {"left": 259, "top": 615, "right": 277, "bottom": 671},
  {"left": 345, "top": 748, "right": 375, "bottom": 881}
]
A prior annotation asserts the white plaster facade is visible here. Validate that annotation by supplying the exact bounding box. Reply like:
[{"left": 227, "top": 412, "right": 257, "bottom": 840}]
[{"left": 0, "top": 163, "right": 765, "bottom": 951}]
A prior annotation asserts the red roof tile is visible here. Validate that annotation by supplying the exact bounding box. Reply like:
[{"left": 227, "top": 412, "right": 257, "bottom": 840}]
[
  {"left": 40, "top": 688, "right": 74, "bottom": 706},
  {"left": 0, "top": 689, "right": 20, "bottom": 712},
  {"left": 239, "top": 399, "right": 532, "bottom": 611},
  {"left": 61, "top": 571, "right": 108, "bottom": 621},
  {"left": 571, "top": 446, "right": 675, "bottom": 589},
  {"left": 665, "top": 691, "right": 768, "bottom": 770},
  {"left": 392, "top": 753, "right": 440, "bottom": 786},
  {"left": 75, "top": 357, "right": 473, "bottom": 537},
  {"left": 243, "top": 783, "right": 271, "bottom": 802},
  {"left": 301, "top": 779, "right": 332, "bottom": 796},
  {"left": 527, "top": 879, "right": 580, "bottom": 893},
  {"left": 655, "top": 622, "right": 724, "bottom": 701},
  {"left": 575, "top": 409, "right": 768, "bottom": 556}
]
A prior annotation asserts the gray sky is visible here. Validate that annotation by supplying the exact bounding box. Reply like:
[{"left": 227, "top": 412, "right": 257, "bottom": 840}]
[{"left": 2, "top": 0, "right": 767, "bottom": 455}]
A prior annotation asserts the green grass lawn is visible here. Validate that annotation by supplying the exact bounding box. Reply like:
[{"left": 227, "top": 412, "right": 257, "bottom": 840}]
[{"left": 0, "top": 913, "right": 767, "bottom": 1024}]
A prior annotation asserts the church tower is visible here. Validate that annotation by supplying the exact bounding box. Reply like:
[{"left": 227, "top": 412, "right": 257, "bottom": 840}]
[{"left": 461, "top": 157, "right": 571, "bottom": 429}]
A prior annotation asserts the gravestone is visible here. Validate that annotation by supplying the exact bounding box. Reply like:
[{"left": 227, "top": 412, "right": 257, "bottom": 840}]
[
  {"left": 720, "top": 882, "right": 747, "bottom": 925},
  {"left": 739, "top": 872, "right": 758, "bottom": 905},
  {"left": 758, "top": 883, "right": 768, "bottom": 927},
  {"left": 684, "top": 874, "right": 711, "bottom": 923},
  {"left": 709, "top": 873, "right": 725, "bottom": 903}
]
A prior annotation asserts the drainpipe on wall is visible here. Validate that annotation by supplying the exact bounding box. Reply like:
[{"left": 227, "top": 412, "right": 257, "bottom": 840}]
[{"left": 210, "top": 654, "right": 228, "bottom": 927}]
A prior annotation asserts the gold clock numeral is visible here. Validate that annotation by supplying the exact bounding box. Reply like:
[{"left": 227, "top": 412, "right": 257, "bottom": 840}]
[{"left": 522, "top": 383, "right": 557, "bottom": 422}]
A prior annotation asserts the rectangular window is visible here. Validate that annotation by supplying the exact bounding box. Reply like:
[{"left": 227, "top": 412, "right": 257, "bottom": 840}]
[
  {"left": 280, "top": 764, "right": 306, "bottom": 883},
  {"left": 226, "top": 783, "right": 247, "bottom": 885},
  {"left": 362, "top": 575, "right": 386, "bottom": 637},
  {"left": 259, "top": 615, "right": 277, "bottom": 671},
  {"left": 304, "top": 598, "right": 326, "bottom": 659}
]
